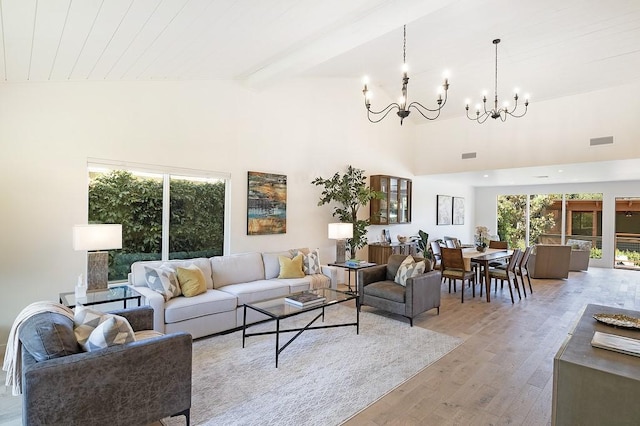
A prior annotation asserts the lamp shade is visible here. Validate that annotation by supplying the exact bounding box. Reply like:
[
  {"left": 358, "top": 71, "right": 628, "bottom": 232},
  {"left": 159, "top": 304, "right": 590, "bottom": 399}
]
[
  {"left": 73, "top": 224, "right": 122, "bottom": 251},
  {"left": 328, "top": 222, "right": 353, "bottom": 240}
]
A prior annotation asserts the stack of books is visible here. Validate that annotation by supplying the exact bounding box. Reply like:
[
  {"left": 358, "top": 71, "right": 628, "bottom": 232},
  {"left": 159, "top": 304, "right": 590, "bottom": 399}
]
[
  {"left": 345, "top": 259, "right": 367, "bottom": 267},
  {"left": 285, "top": 292, "right": 326, "bottom": 308}
]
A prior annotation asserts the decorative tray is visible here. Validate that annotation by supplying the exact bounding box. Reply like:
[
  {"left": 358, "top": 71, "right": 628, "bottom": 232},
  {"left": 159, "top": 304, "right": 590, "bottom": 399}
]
[{"left": 593, "top": 313, "right": 640, "bottom": 329}]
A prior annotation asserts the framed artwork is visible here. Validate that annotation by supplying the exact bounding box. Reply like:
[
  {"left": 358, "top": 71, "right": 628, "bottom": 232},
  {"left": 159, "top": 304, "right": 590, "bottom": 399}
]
[
  {"left": 453, "top": 197, "right": 465, "bottom": 225},
  {"left": 247, "top": 171, "right": 287, "bottom": 235},
  {"left": 436, "top": 195, "right": 452, "bottom": 225}
]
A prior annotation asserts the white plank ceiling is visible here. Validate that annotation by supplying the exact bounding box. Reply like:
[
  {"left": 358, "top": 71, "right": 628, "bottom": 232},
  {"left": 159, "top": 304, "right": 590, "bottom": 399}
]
[{"left": 2, "top": 0, "right": 640, "bottom": 184}]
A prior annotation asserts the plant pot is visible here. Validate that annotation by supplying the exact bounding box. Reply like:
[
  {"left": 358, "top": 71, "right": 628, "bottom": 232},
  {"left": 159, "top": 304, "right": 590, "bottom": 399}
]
[{"left": 476, "top": 245, "right": 486, "bottom": 252}]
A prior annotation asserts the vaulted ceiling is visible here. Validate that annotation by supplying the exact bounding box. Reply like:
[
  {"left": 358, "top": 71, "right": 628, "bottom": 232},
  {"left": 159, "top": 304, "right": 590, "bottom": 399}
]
[{"left": 3, "top": 0, "right": 640, "bottom": 185}]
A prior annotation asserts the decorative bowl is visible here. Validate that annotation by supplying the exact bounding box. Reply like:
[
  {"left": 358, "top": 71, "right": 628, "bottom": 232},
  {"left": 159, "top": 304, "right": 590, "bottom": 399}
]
[{"left": 397, "top": 235, "right": 407, "bottom": 244}]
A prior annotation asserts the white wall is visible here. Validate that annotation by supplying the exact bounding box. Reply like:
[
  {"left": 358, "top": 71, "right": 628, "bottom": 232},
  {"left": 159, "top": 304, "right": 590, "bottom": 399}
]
[
  {"left": 412, "top": 81, "right": 640, "bottom": 175},
  {"left": 1, "top": 78, "right": 470, "bottom": 348},
  {"left": 475, "top": 180, "right": 640, "bottom": 268}
]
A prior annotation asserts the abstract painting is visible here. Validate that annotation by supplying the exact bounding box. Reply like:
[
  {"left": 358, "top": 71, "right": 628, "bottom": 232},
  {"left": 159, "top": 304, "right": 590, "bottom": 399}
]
[
  {"left": 437, "top": 195, "right": 452, "bottom": 225},
  {"left": 247, "top": 171, "right": 287, "bottom": 235},
  {"left": 453, "top": 197, "right": 465, "bottom": 225}
]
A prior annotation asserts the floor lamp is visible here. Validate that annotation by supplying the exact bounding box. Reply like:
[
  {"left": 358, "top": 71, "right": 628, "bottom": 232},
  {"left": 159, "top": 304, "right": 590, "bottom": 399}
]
[
  {"left": 328, "top": 223, "right": 353, "bottom": 263},
  {"left": 73, "top": 224, "right": 122, "bottom": 290}
]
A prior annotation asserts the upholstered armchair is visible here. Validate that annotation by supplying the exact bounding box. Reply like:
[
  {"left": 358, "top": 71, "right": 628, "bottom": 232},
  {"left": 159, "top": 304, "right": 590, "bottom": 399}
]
[
  {"left": 357, "top": 254, "right": 441, "bottom": 326},
  {"left": 19, "top": 306, "right": 192, "bottom": 426}
]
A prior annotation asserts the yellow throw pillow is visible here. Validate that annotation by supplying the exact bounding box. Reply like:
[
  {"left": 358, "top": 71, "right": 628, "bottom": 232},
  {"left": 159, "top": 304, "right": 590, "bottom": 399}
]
[
  {"left": 176, "top": 265, "right": 207, "bottom": 297},
  {"left": 278, "top": 253, "right": 305, "bottom": 279}
]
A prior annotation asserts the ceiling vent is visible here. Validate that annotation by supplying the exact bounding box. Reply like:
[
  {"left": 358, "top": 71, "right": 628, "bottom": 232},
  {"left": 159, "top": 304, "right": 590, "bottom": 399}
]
[
  {"left": 590, "top": 136, "right": 613, "bottom": 146},
  {"left": 461, "top": 152, "right": 477, "bottom": 159}
]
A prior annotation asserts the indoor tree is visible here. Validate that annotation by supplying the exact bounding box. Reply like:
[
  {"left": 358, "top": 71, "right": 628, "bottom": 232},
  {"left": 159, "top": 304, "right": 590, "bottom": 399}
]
[{"left": 312, "top": 165, "right": 381, "bottom": 259}]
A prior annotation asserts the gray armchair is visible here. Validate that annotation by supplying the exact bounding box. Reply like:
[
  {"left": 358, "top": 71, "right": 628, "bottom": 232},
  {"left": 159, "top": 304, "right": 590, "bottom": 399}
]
[
  {"left": 357, "top": 254, "right": 441, "bottom": 326},
  {"left": 19, "top": 306, "right": 192, "bottom": 426}
]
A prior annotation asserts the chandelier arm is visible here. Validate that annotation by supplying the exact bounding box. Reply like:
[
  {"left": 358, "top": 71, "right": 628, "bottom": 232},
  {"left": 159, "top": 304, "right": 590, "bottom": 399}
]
[
  {"left": 366, "top": 102, "right": 400, "bottom": 116},
  {"left": 409, "top": 103, "right": 442, "bottom": 120},
  {"left": 505, "top": 104, "right": 528, "bottom": 118},
  {"left": 367, "top": 104, "right": 401, "bottom": 123},
  {"left": 407, "top": 100, "right": 443, "bottom": 113},
  {"left": 477, "top": 113, "right": 491, "bottom": 124}
]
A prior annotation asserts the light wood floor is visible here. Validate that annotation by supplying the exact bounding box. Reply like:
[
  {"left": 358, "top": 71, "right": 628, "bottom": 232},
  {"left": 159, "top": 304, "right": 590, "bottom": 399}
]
[
  {"left": 2, "top": 267, "right": 638, "bottom": 426},
  {"left": 344, "top": 267, "right": 640, "bottom": 426}
]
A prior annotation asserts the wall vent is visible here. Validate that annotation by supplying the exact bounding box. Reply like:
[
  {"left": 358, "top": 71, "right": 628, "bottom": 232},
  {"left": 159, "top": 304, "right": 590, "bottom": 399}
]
[
  {"left": 590, "top": 136, "right": 613, "bottom": 146},
  {"left": 461, "top": 152, "right": 477, "bottom": 159}
]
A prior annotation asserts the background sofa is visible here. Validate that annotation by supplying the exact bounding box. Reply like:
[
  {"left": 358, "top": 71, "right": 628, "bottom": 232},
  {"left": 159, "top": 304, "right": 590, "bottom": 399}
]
[
  {"left": 19, "top": 306, "right": 191, "bottom": 426},
  {"left": 128, "top": 249, "right": 337, "bottom": 338},
  {"left": 528, "top": 244, "right": 572, "bottom": 279},
  {"left": 567, "top": 239, "right": 592, "bottom": 271}
]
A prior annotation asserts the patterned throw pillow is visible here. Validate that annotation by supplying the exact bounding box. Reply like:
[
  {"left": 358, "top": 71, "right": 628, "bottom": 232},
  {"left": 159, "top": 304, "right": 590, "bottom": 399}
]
[
  {"left": 394, "top": 255, "right": 426, "bottom": 287},
  {"left": 176, "top": 264, "right": 207, "bottom": 297},
  {"left": 84, "top": 315, "right": 135, "bottom": 352},
  {"left": 278, "top": 253, "right": 305, "bottom": 278},
  {"left": 303, "top": 249, "right": 321, "bottom": 275},
  {"left": 74, "top": 305, "right": 110, "bottom": 348},
  {"left": 144, "top": 265, "right": 181, "bottom": 301},
  {"left": 73, "top": 305, "right": 135, "bottom": 351}
]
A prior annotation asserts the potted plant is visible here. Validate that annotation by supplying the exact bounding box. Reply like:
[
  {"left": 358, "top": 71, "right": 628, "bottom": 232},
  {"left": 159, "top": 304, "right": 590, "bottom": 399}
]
[
  {"left": 411, "top": 230, "right": 433, "bottom": 260},
  {"left": 312, "top": 165, "right": 381, "bottom": 259}
]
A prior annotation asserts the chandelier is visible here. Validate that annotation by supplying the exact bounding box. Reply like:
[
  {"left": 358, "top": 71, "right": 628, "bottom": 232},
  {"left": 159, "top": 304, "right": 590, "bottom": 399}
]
[
  {"left": 362, "top": 25, "right": 450, "bottom": 125},
  {"left": 465, "top": 39, "right": 529, "bottom": 123}
]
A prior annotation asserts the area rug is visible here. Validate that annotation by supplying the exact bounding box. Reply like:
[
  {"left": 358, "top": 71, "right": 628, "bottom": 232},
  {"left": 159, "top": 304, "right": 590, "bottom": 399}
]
[{"left": 163, "top": 305, "right": 461, "bottom": 426}]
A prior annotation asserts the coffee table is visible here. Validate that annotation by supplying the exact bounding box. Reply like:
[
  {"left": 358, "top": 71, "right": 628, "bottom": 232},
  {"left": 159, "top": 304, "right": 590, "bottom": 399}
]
[{"left": 242, "top": 288, "right": 359, "bottom": 367}]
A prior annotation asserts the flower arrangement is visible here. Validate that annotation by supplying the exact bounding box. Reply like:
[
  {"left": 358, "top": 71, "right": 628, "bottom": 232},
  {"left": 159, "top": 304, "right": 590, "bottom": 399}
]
[{"left": 475, "top": 226, "right": 489, "bottom": 249}]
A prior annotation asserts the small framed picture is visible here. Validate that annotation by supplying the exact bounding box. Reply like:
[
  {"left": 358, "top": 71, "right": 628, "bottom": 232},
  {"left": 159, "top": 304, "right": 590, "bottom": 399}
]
[
  {"left": 453, "top": 197, "right": 465, "bottom": 225},
  {"left": 437, "top": 195, "right": 452, "bottom": 225}
]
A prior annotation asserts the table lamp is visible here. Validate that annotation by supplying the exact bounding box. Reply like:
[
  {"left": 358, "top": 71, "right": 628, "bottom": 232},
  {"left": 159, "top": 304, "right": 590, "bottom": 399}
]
[
  {"left": 328, "top": 222, "right": 353, "bottom": 263},
  {"left": 73, "top": 224, "right": 122, "bottom": 290}
]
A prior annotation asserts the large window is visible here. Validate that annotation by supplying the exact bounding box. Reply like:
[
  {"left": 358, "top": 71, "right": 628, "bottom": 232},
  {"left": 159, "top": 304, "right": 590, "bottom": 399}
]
[
  {"left": 497, "top": 192, "right": 602, "bottom": 258},
  {"left": 88, "top": 163, "right": 228, "bottom": 281}
]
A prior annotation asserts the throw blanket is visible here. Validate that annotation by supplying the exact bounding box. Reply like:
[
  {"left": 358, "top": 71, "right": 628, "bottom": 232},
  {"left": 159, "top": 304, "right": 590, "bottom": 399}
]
[{"left": 3, "top": 301, "right": 75, "bottom": 396}]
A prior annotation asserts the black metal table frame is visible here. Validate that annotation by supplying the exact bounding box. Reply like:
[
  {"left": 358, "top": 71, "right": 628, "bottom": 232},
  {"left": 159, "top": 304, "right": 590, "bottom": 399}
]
[
  {"left": 327, "top": 261, "right": 377, "bottom": 293},
  {"left": 242, "top": 294, "right": 359, "bottom": 367}
]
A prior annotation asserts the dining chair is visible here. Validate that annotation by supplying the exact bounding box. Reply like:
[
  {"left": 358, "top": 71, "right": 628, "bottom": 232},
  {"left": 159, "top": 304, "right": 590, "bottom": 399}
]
[
  {"left": 488, "top": 249, "right": 522, "bottom": 303},
  {"left": 488, "top": 240, "right": 509, "bottom": 268},
  {"left": 441, "top": 247, "right": 477, "bottom": 303},
  {"left": 516, "top": 246, "right": 534, "bottom": 295}
]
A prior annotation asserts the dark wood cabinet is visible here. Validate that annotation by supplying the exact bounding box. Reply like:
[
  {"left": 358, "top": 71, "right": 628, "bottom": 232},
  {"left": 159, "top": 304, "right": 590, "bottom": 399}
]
[
  {"left": 368, "top": 242, "right": 417, "bottom": 264},
  {"left": 369, "top": 175, "right": 412, "bottom": 225}
]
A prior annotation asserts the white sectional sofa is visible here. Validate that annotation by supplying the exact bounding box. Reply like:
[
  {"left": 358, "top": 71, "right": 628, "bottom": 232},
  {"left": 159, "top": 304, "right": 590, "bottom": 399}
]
[{"left": 128, "top": 249, "right": 337, "bottom": 338}]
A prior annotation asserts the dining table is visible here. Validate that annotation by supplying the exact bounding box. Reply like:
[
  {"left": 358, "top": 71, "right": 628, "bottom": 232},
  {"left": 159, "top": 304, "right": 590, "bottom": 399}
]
[{"left": 461, "top": 248, "right": 513, "bottom": 302}]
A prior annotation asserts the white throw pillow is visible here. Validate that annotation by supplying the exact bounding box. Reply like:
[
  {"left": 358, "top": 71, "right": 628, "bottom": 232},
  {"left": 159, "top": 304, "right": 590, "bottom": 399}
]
[
  {"left": 144, "top": 265, "right": 181, "bottom": 301},
  {"left": 394, "top": 255, "right": 426, "bottom": 287},
  {"left": 304, "top": 249, "right": 321, "bottom": 275},
  {"left": 73, "top": 305, "right": 135, "bottom": 351}
]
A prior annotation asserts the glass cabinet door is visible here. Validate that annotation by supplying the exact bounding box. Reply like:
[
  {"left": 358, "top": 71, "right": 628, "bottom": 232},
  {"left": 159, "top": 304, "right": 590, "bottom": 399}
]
[
  {"left": 389, "top": 178, "right": 399, "bottom": 224},
  {"left": 399, "top": 179, "right": 409, "bottom": 223},
  {"left": 379, "top": 177, "right": 388, "bottom": 224}
]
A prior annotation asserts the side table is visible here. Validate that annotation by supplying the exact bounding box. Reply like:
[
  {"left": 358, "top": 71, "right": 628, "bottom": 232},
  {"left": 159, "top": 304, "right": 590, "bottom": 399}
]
[
  {"left": 328, "top": 262, "right": 377, "bottom": 293},
  {"left": 59, "top": 285, "right": 142, "bottom": 309}
]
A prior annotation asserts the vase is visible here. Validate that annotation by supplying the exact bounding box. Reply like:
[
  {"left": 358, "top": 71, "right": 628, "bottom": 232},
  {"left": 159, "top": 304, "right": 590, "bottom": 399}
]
[{"left": 476, "top": 245, "right": 486, "bottom": 252}]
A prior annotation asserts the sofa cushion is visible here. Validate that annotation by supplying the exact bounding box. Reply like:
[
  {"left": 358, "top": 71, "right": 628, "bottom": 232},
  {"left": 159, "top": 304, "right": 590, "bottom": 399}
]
[
  {"left": 84, "top": 316, "right": 135, "bottom": 352},
  {"left": 262, "top": 251, "right": 292, "bottom": 279},
  {"left": 176, "top": 265, "right": 207, "bottom": 297},
  {"left": 278, "top": 254, "right": 305, "bottom": 278},
  {"left": 218, "top": 280, "right": 290, "bottom": 306},
  {"left": 364, "top": 280, "right": 405, "bottom": 303},
  {"left": 210, "top": 252, "right": 265, "bottom": 288},
  {"left": 303, "top": 249, "right": 321, "bottom": 274},
  {"left": 20, "top": 312, "right": 81, "bottom": 361},
  {"left": 145, "top": 266, "right": 182, "bottom": 301},
  {"left": 130, "top": 258, "right": 213, "bottom": 289},
  {"left": 273, "top": 274, "right": 329, "bottom": 292},
  {"left": 164, "top": 289, "right": 237, "bottom": 324}
]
